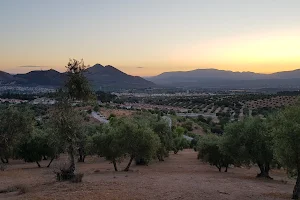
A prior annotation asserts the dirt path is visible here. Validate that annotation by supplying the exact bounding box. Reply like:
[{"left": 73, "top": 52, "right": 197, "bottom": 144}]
[{"left": 0, "top": 150, "right": 294, "bottom": 200}]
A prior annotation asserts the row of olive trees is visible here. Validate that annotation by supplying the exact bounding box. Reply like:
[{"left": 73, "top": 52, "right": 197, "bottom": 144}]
[
  {"left": 0, "top": 106, "right": 188, "bottom": 170},
  {"left": 197, "top": 105, "right": 300, "bottom": 199},
  {"left": 91, "top": 113, "right": 190, "bottom": 171},
  {"left": 0, "top": 106, "right": 62, "bottom": 168}
]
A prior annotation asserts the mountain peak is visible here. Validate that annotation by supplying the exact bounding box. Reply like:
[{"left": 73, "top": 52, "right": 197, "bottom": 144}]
[{"left": 93, "top": 63, "right": 104, "bottom": 68}]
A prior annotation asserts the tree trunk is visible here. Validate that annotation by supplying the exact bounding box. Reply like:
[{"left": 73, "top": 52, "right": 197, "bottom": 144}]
[
  {"left": 36, "top": 161, "right": 41, "bottom": 168},
  {"left": 225, "top": 165, "right": 228, "bottom": 172},
  {"left": 43, "top": 156, "right": 48, "bottom": 160},
  {"left": 292, "top": 170, "right": 300, "bottom": 199},
  {"left": 2, "top": 158, "right": 9, "bottom": 164},
  {"left": 78, "top": 155, "right": 84, "bottom": 162},
  {"left": 78, "top": 148, "right": 85, "bottom": 162},
  {"left": 124, "top": 156, "right": 134, "bottom": 171},
  {"left": 257, "top": 163, "right": 272, "bottom": 179},
  {"left": 1, "top": 158, "right": 5, "bottom": 164},
  {"left": 68, "top": 144, "right": 76, "bottom": 175},
  {"left": 112, "top": 159, "right": 118, "bottom": 172},
  {"left": 47, "top": 158, "right": 54, "bottom": 168},
  {"left": 157, "top": 154, "right": 164, "bottom": 161}
]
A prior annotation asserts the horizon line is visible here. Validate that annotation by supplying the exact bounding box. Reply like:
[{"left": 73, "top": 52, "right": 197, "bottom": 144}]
[{"left": 1, "top": 65, "right": 300, "bottom": 77}]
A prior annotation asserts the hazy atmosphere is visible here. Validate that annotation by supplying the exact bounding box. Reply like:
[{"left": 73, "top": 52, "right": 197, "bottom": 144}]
[{"left": 1, "top": 0, "right": 300, "bottom": 75}]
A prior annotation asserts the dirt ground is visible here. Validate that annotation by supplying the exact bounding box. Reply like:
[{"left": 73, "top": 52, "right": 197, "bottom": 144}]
[
  {"left": 99, "top": 108, "right": 135, "bottom": 118},
  {"left": 0, "top": 150, "right": 294, "bottom": 200}
]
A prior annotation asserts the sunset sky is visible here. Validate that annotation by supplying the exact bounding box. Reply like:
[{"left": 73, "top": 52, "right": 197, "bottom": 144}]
[{"left": 0, "top": 0, "right": 300, "bottom": 76}]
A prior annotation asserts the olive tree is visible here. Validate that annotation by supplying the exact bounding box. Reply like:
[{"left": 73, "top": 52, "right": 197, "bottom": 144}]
[
  {"left": 48, "top": 103, "right": 84, "bottom": 176},
  {"left": 49, "top": 59, "right": 94, "bottom": 180},
  {"left": 132, "top": 113, "right": 173, "bottom": 162},
  {"left": 17, "top": 128, "right": 61, "bottom": 168},
  {"left": 92, "top": 125, "right": 125, "bottom": 171},
  {"left": 152, "top": 120, "right": 173, "bottom": 161},
  {"left": 271, "top": 106, "right": 300, "bottom": 199},
  {"left": 197, "top": 134, "right": 232, "bottom": 172},
  {"left": 65, "top": 59, "right": 94, "bottom": 101},
  {"left": 118, "top": 118, "right": 161, "bottom": 171},
  {"left": 0, "top": 107, "right": 34, "bottom": 164},
  {"left": 221, "top": 117, "right": 274, "bottom": 178},
  {"left": 172, "top": 126, "right": 189, "bottom": 154},
  {"left": 16, "top": 129, "right": 54, "bottom": 168}
]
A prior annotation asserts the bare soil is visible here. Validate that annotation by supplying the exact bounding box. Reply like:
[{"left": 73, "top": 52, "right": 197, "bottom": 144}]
[
  {"left": 0, "top": 150, "right": 294, "bottom": 200},
  {"left": 100, "top": 108, "right": 135, "bottom": 118}
]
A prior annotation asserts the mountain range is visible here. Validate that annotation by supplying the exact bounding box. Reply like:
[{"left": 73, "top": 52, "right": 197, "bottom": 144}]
[
  {"left": 146, "top": 68, "right": 300, "bottom": 89},
  {"left": 0, "top": 64, "right": 155, "bottom": 90},
  {"left": 1, "top": 66, "right": 300, "bottom": 90}
]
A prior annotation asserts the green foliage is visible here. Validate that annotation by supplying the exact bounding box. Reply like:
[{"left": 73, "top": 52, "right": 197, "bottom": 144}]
[
  {"left": 117, "top": 118, "right": 161, "bottom": 171},
  {"left": 182, "top": 120, "right": 193, "bottom": 131},
  {"left": 174, "top": 126, "right": 185, "bottom": 137},
  {"left": 272, "top": 106, "right": 300, "bottom": 173},
  {"left": 271, "top": 105, "right": 300, "bottom": 199},
  {"left": 48, "top": 102, "right": 84, "bottom": 173},
  {"left": 92, "top": 125, "right": 125, "bottom": 171},
  {"left": 93, "top": 116, "right": 161, "bottom": 171},
  {"left": 222, "top": 117, "right": 273, "bottom": 177},
  {"left": 151, "top": 119, "right": 174, "bottom": 161},
  {"left": 173, "top": 137, "right": 190, "bottom": 154},
  {"left": 65, "top": 59, "right": 95, "bottom": 101},
  {"left": 0, "top": 107, "right": 34, "bottom": 162},
  {"left": 197, "top": 134, "right": 232, "bottom": 172},
  {"left": 16, "top": 129, "right": 53, "bottom": 167},
  {"left": 93, "top": 105, "right": 99, "bottom": 112}
]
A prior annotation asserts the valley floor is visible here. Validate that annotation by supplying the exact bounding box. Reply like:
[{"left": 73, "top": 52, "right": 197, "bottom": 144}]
[{"left": 0, "top": 150, "right": 294, "bottom": 200}]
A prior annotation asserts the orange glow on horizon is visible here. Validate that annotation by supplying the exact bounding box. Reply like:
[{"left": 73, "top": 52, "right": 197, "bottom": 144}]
[{"left": 1, "top": 30, "right": 300, "bottom": 77}]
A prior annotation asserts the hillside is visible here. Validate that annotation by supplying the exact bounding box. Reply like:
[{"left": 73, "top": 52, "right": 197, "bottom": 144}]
[
  {"left": 147, "top": 68, "right": 300, "bottom": 89},
  {"left": 85, "top": 64, "right": 155, "bottom": 90},
  {"left": 0, "top": 65, "right": 155, "bottom": 90},
  {"left": 14, "top": 69, "right": 66, "bottom": 86},
  {"left": 0, "top": 71, "right": 16, "bottom": 82}
]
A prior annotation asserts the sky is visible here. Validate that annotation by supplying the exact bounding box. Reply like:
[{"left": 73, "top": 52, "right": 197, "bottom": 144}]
[{"left": 0, "top": 0, "right": 300, "bottom": 76}]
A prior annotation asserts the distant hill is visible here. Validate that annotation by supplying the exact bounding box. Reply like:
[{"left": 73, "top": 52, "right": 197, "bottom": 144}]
[
  {"left": 84, "top": 64, "right": 155, "bottom": 90},
  {"left": 0, "top": 65, "right": 155, "bottom": 90},
  {"left": 14, "top": 69, "right": 66, "bottom": 86},
  {"left": 0, "top": 71, "right": 16, "bottom": 82},
  {"left": 270, "top": 69, "right": 300, "bottom": 79},
  {"left": 146, "top": 68, "right": 300, "bottom": 89}
]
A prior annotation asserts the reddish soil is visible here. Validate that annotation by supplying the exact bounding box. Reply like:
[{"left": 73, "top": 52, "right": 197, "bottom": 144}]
[
  {"left": 100, "top": 108, "right": 135, "bottom": 118},
  {"left": 0, "top": 150, "right": 294, "bottom": 200}
]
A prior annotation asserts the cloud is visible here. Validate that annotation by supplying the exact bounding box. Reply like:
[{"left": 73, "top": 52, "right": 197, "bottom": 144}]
[{"left": 19, "top": 66, "right": 43, "bottom": 68}]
